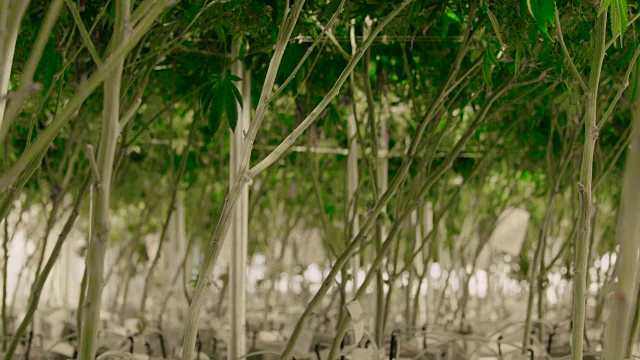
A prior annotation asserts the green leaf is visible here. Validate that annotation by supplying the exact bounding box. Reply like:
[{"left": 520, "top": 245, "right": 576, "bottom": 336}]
[
  {"left": 207, "top": 93, "right": 223, "bottom": 136},
  {"left": 230, "top": 80, "right": 243, "bottom": 105},
  {"left": 610, "top": 0, "right": 628, "bottom": 47},
  {"left": 203, "top": 74, "right": 243, "bottom": 135},
  {"left": 485, "top": 6, "right": 505, "bottom": 48},
  {"left": 221, "top": 76, "right": 242, "bottom": 132},
  {"left": 235, "top": 33, "right": 247, "bottom": 60},
  {"left": 445, "top": 9, "right": 460, "bottom": 22},
  {"left": 599, "top": 0, "right": 612, "bottom": 15},
  {"left": 214, "top": 24, "right": 226, "bottom": 43},
  {"left": 487, "top": 45, "right": 500, "bottom": 67},
  {"left": 325, "top": 204, "right": 336, "bottom": 219},
  {"left": 224, "top": 87, "right": 239, "bottom": 132},
  {"left": 515, "top": 45, "right": 523, "bottom": 75},
  {"left": 526, "top": 0, "right": 556, "bottom": 40}
]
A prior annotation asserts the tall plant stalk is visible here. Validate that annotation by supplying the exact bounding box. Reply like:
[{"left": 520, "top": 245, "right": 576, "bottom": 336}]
[
  {"left": 347, "top": 18, "right": 361, "bottom": 299},
  {"left": 78, "top": 1, "right": 130, "bottom": 358},
  {"left": 603, "top": 56, "right": 640, "bottom": 360},
  {"left": 360, "top": 17, "right": 389, "bottom": 344},
  {"left": 572, "top": 10, "right": 607, "bottom": 360},
  {"left": 373, "top": 70, "right": 389, "bottom": 346},
  {"left": 228, "top": 39, "right": 251, "bottom": 360}
]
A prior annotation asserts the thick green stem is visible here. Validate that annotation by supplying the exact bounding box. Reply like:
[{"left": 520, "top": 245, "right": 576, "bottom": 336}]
[
  {"left": 604, "top": 56, "right": 640, "bottom": 360},
  {"left": 3, "top": 175, "right": 90, "bottom": 360},
  {"left": 572, "top": 10, "right": 607, "bottom": 360},
  {"left": 78, "top": 2, "right": 130, "bottom": 358}
]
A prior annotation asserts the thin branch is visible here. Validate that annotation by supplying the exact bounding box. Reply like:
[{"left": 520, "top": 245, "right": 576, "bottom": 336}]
[
  {"left": 312, "top": 15, "right": 351, "bottom": 61},
  {"left": 64, "top": 0, "right": 103, "bottom": 66},
  {"left": 597, "top": 44, "right": 640, "bottom": 129},
  {"left": 119, "top": 97, "right": 142, "bottom": 130},
  {"left": 554, "top": 9, "right": 588, "bottom": 92},
  {"left": 85, "top": 145, "right": 101, "bottom": 183}
]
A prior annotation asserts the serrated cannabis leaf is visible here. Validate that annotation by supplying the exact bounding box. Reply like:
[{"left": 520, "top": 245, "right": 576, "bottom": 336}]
[
  {"left": 203, "top": 74, "right": 243, "bottom": 137},
  {"left": 208, "top": 93, "right": 224, "bottom": 135},
  {"left": 599, "top": 0, "right": 612, "bottom": 15},
  {"left": 609, "top": 0, "right": 628, "bottom": 47},
  {"left": 224, "top": 84, "right": 239, "bottom": 131}
]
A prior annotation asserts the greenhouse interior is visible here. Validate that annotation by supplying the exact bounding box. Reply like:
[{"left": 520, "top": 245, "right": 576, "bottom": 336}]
[{"left": 1, "top": 0, "right": 640, "bottom": 359}]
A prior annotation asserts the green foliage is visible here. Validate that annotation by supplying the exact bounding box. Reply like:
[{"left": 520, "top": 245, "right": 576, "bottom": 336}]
[
  {"left": 607, "top": 0, "right": 629, "bottom": 47},
  {"left": 484, "top": 4, "right": 505, "bottom": 48},
  {"left": 482, "top": 44, "right": 500, "bottom": 89},
  {"left": 525, "top": 0, "right": 556, "bottom": 40},
  {"left": 201, "top": 73, "right": 243, "bottom": 140}
]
